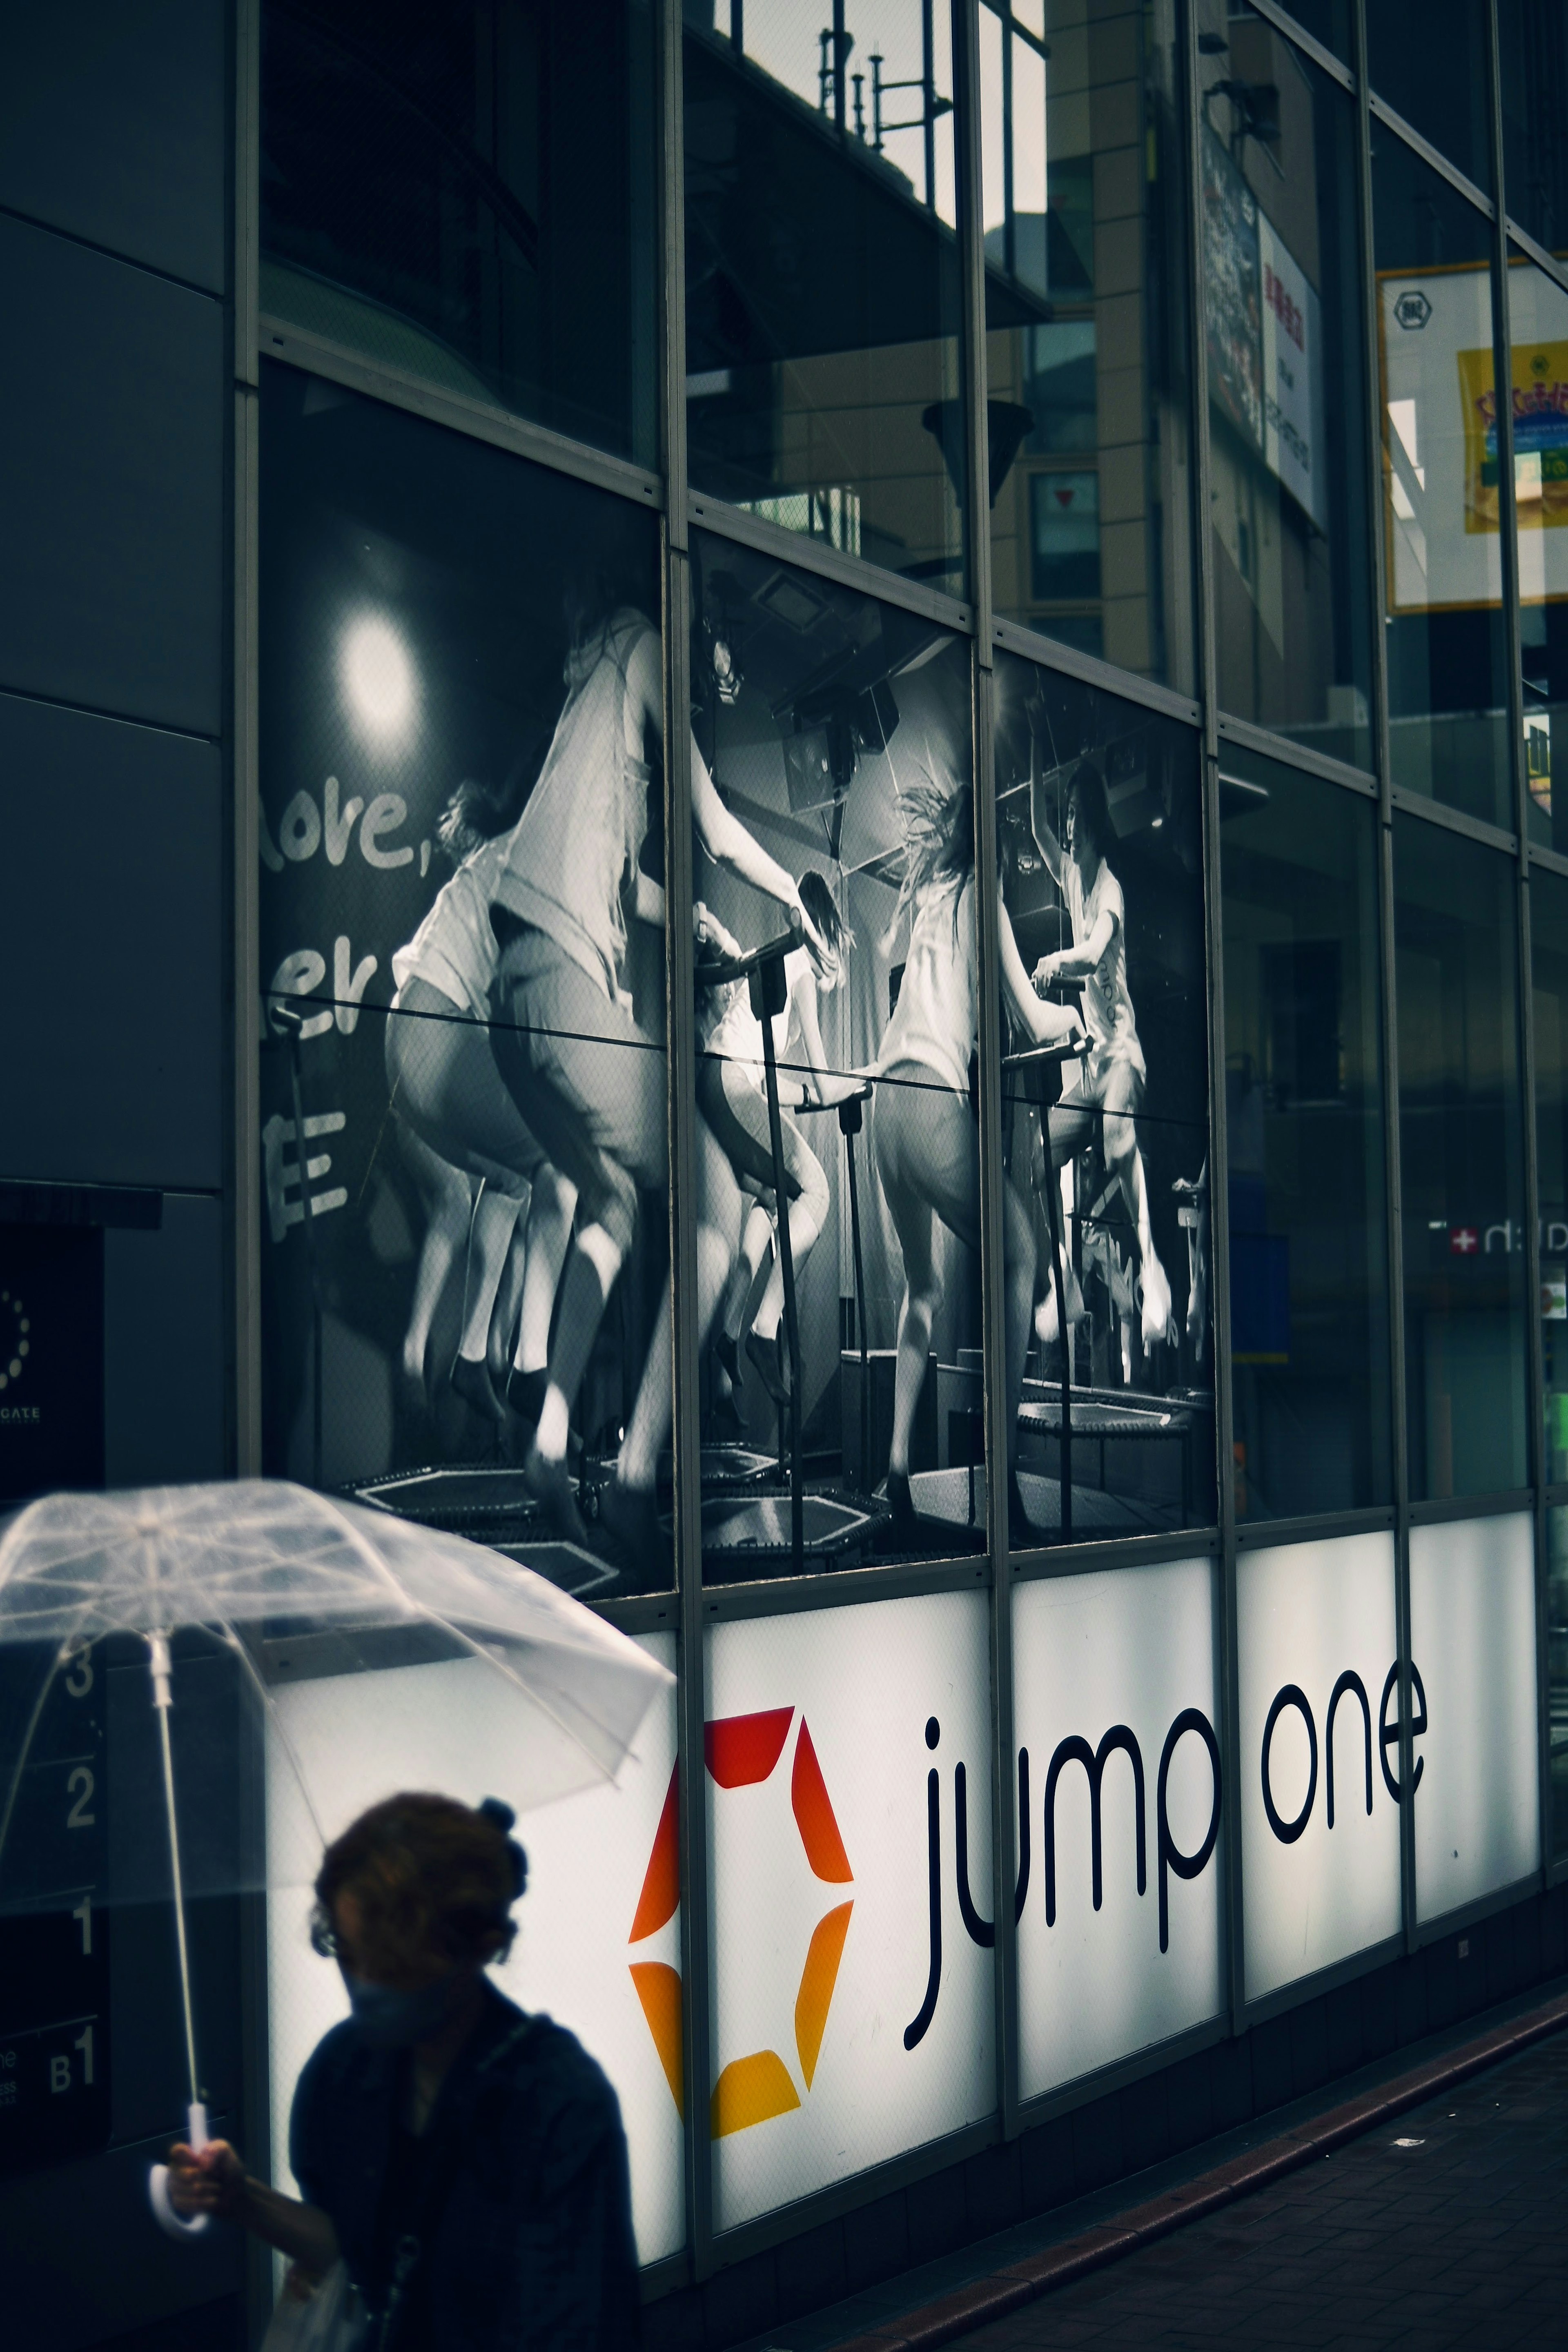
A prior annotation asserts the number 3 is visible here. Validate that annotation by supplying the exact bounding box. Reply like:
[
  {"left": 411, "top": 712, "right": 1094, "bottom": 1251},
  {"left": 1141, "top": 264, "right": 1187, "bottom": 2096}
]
[
  {"left": 66, "top": 1767, "right": 96, "bottom": 1829},
  {"left": 64, "top": 1648, "right": 94, "bottom": 1699}
]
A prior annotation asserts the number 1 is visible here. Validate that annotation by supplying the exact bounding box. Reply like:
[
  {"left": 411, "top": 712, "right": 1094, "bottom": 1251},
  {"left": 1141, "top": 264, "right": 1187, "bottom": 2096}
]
[
  {"left": 72, "top": 1895, "right": 92, "bottom": 1956},
  {"left": 73, "top": 2022, "right": 94, "bottom": 2086}
]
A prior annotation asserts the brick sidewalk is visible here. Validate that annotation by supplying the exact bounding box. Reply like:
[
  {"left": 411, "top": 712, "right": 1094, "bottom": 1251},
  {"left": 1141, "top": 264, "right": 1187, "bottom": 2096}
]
[{"left": 940, "top": 2027, "right": 1568, "bottom": 2350}]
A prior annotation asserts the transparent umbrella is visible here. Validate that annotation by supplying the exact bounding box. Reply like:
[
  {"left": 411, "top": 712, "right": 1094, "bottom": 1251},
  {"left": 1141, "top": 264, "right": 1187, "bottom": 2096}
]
[{"left": 0, "top": 1479, "right": 672, "bottom": 2236}]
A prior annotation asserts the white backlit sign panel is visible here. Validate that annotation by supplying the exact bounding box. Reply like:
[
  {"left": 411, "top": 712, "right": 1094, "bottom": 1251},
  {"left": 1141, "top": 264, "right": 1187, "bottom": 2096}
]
[
  {"left": 265, "top": 1633, "right": 684, "bottom": 2265},
  {"left": 1238, "top": 1532, "right": 1402, "bottom": 2003},
  {"left": 1012, "top": 1558, "right": 1224, "bottom": 2104},
  {"left": 705, "top": 1592, "right": 996, "bottom": 2235},
  {"left": 1410, "top": 1514, "right": 1539, "bottom": 1923}
]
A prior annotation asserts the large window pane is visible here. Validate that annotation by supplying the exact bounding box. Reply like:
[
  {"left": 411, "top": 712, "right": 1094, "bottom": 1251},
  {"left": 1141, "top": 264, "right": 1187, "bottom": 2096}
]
[
  {"left": 1508, "top": 252, "right": 1568, "bottom": 852},
  {"left": 260, "top": 1, "right": 658, "bottom": 468},
  {"left": 688, "top": 530, "right": 982, "bottom": 1574},
  {"left": 1532, "top": 865, "right": 1568, "bottom": 1479},
  {"left": 258, "top": 361, "right": 673, "bottom": 1592},
  {"left": 1263, "top": 0, "right": 1350, "bottom": 67},
  {"left": 1393, "top": 815, "right": 1528, "bottom": 1501},
  {"left": 1499, "top": 0, "right": 1568, "bottom": 257},
  {"left": 1367, "top": 0, "right": 1491, "bottom": 194},
  {"left": 992, "top": 648, "right": 1216, "bottom": 1542},
  {"left": 1220, "top": 749, "right": 1391, "bottom": 1519},
  {"left": 1373, "top": 133, "right": 1512, "bottom": 829},
  {"left": 1200, "top": 22, "right": 1373, "bottom": 770},
  {"left": 685, "top": 4, "right": 964, "bottom": 590},
  {"left": 982, "top": 0, "right": 1195, "bottom": 686},
  {"left": 1548, "top": 1506, "right": 1568, "bottom": 1859}
]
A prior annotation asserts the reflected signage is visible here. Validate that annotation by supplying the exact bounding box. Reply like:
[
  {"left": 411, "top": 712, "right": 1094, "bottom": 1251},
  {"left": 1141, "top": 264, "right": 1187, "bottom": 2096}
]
[{"left": 1203, "top": 128, "right": 1325, "bottom": 530}]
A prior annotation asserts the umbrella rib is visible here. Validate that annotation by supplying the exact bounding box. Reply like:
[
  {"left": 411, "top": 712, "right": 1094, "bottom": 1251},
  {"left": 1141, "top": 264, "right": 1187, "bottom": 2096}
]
[
  {"left": 0, "top": 1490, "right": 57, "bottom": 1597},
  {"left": 216, "top": 1619, "right": 330, "bottom": 1856},
  {"left": 310, "top": 1492, "right": 633, "bottom": 1780},
  {"left": 404, "top": 1600, "right": 618, "bottom": 1784},
  {"left": 310, "top": 1490, "right": 433, "bottom": 1614}
]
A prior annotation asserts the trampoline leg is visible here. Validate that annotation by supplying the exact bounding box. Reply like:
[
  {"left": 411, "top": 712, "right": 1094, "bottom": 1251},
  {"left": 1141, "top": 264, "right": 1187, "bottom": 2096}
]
[
  {"left": 757, "top": 979, "right": 804, "bottom": 1575},
  {"left": 844, "top": 1119, "right": 870, "bottom": 1498},
  {"left": 1043, "top": 1140, "right": 1072, "bottom": 1546}
]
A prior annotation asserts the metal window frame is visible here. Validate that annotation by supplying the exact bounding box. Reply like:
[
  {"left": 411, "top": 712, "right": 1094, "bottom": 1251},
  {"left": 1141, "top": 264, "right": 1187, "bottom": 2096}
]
[
  {"left": 227, "top": 0, "right": 1562, "bottom": 2297},
  {"left": 1232, "top": 0, "right": 1355, "bottom": 93}
]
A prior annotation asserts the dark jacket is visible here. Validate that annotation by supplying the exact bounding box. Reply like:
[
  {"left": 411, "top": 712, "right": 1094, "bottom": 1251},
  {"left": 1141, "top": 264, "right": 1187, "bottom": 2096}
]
[{"left": 290, "top": 1983, "right": 640, "bottom": 2352}]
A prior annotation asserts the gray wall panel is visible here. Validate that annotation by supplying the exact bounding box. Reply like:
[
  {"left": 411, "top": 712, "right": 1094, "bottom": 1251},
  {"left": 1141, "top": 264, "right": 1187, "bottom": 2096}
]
[
  {"left": 0, "top": 692, "right": 222, "bottom": 1189},
  {"left": 0, "top": 213, "right": 224, "bottom": 735},
  {"left": 0, "top": 1, "right": 226, "bottom": 293},
  {"left": 105, "top": 1194, "right": 226, "bottom": 1486}
]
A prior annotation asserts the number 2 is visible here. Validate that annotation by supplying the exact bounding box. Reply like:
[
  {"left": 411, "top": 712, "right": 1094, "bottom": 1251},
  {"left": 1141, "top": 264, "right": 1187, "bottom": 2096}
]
[{"left": 66, "top": 1767, "right": 95, "bottom": 1829}]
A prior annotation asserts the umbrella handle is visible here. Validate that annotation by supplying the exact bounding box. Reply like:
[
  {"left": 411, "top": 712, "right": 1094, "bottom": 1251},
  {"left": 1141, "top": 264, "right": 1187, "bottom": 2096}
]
[{"left": 149, "top": 2101, "right": 211, "bottom": 2240}]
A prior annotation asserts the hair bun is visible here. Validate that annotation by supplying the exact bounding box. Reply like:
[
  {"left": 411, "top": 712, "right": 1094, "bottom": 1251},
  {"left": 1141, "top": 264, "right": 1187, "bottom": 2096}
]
[{"left": 478, "top": 1796, "right": 528, "bottom": 1900}]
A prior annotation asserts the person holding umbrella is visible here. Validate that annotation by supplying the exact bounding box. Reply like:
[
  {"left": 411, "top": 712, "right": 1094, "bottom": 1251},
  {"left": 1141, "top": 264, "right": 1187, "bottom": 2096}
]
[
  {"left": 0, "top": 1483, "right": 671, "bottom": 2352},
  {"left": 166, "top": 1790, "right": 639, "bottom": 2350}
]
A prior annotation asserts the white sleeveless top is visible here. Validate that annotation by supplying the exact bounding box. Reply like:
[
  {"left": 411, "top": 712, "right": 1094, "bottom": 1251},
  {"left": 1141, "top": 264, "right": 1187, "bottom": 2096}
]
[
  {"left": 704, "top": 947, "right": 810, "bottom": 1084},
  {"left": 876, "top": 873, "right": 976, "bottom": 1099},
  {"left": 1065, "top": 855, "right": 1145, "bottom": 1080},
  {"left": 491, "top": 609, "right": 657, "bottom": 1000},
  {"left": 391, "top": 837, "right": 508, "bottom": 1019}
]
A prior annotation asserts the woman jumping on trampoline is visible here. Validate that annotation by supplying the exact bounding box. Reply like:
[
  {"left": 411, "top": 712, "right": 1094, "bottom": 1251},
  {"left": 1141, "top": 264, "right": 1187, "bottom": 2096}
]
[
  {"left": 384, "top": 776, "right": 577, "bottom": 1435},
  {"left": 699, "top": 870, "right": 862, "bottom": 1418},
  {"left": 1029, "top": 752, "right": 1174, "bottom": 1352},
  {"left": 488, "top": 560, "right": 827, "bottom": 1572},
  {"left": 870, "top": 763, "right": 1081, "bottom": 1549}
]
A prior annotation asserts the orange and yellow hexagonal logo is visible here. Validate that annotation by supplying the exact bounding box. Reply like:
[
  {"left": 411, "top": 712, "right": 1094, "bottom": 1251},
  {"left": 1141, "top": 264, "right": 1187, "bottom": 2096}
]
[{"left": 627, "top": 1707, "right": 853, "bottom": 2138}]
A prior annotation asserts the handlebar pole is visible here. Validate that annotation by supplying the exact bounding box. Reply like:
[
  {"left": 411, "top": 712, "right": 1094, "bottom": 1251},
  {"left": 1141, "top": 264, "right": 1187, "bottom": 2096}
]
[
  {"left": 1041, "top": 1108, "right": 1072, "bottom": 1545},
  {"left": 759, "top": 1012, "right": 805, "bottom": 1574},
  {"left": 844, "top": 1120, "right": 870, "bottom": 1494}
]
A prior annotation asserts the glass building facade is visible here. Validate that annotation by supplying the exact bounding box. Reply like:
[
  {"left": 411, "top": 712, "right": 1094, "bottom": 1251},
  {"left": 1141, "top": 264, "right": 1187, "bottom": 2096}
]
[{"left": 7, "top": 1, "right": 1568, "bottom": 2336}]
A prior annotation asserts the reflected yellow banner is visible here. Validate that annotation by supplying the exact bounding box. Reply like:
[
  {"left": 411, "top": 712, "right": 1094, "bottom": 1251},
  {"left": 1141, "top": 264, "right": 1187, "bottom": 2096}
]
[{"left": 1461, "top": 337, "right": 1568, "bottom": 534}]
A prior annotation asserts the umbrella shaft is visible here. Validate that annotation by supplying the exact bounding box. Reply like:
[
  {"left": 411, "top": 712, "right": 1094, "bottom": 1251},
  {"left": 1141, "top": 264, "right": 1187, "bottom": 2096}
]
[{"left": 156, "top": 1699, "right": 201, "bottom": 2111}]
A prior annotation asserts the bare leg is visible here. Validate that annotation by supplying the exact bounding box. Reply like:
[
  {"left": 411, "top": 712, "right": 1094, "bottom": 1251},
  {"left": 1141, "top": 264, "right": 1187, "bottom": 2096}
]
[
  {"left": 511, "top": 1165, "right": 577, "bottom": 1379},
  {"left": 720, "top": 1203, "right": 775, "bottom": 1344},
  {"left": 750, "top": 1194, "right": 824, "bottom": 1341},
  {"left": 1000, "top": 1177, "right": 1036, "bottom": 1474},
  {"left": 1176, "top": 1159, "right": 1209, "bottom": 1363},
  {"left": 1103, "top": 1108, "right": 1171, "bottom": 1346},
  {"left": 880, "top": 1177, "right": 941, "bottom": 1485},
  {"left": 604, "top": 1124, "right": 739, "bottom": 1574},
  {"left": 396, "top": 1121, "right": 472, "bottom": 1408},
  {"left": 490, "top": 1221, "right": 528, "bottom": 1379},
  {"left": 616, "top": 1220, "right": 729, "bottom": 1493},
  {"left": 458, "top": 1183, "right": 526, "bottom": 1365},
  {"left": 1033, "top": 1161, "right": 1084, "bottom": 1343},
  {"left": 525, "top": 1223, "right": 624, "bottom": 1539}
]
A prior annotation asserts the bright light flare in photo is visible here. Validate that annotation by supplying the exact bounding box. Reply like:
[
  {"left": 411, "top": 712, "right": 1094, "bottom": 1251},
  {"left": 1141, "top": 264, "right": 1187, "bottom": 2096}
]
[{"left": 341, "top": 614, "right": 416, "bottom": 739}]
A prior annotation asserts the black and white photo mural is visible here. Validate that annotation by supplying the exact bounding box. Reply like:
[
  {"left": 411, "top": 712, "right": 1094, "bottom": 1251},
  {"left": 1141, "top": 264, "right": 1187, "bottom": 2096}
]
[
  {"left": 991, "top": 649, "right": 1216, "bottom": 1542},
  {"left": 258, "top": 362, "right": 673, "bottom": 1595},
  {"left": 687, "top": 533, "right": 991, "bottom": 1576}
]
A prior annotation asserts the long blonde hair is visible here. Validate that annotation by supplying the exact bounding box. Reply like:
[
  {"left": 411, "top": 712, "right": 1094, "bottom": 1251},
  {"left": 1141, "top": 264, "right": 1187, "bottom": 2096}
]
[{"left": 892, "top": 761, "right": 974, "bottom": 943}]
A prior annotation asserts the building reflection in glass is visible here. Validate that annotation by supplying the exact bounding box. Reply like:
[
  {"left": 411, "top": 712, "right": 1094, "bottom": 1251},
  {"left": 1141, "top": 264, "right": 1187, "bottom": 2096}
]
[{"left": 981, "top": 0, "right": 1194, "bottom": 688}]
